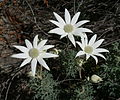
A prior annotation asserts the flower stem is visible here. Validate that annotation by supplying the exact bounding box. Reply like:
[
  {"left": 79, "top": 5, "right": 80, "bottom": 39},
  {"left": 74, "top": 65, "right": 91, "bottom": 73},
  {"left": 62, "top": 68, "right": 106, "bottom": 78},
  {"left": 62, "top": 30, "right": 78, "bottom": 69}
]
[
  {"left": 77, "top": 59, "right": 85, "bottom": 79},
  {"left": 38, "top": 66, "right": 42, "bottom": 79},
  {"left": 40, "top": 66, "right": 42, "bottom": 79},
  {"left": 79, "top": 67, "right": 82, "bottom": 79},
  {"left": 65, "top": 37, "right": 70, "bottom": 50}
]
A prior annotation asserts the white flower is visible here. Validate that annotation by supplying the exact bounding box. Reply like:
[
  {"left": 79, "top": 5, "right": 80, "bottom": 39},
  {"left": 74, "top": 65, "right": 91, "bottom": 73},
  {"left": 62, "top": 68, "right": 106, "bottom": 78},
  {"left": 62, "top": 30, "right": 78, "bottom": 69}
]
[
  {"left": 49, "top": 8, "right": 93, "bottom": 47},
  {"left": 11, "top": 35, "right": 59, "bottom": 76},
  {"left": 76, "top": 34, "right": 109, "bottom": 64},
  {"left": 91, "top": 74, "right": 103, "bottom": 83}
]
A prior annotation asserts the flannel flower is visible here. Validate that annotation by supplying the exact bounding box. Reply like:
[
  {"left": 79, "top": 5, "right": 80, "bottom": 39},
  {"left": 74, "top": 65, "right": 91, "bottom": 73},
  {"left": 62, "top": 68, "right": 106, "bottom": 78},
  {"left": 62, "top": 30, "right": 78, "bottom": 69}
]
[
  {"left": 11, "top": 35, "right": 58, "bottom": 76},
  {"left": 49, "top": 8, "right": 93, "bottom": 47},
  {"left": 76, "top": 34, "right": 109, "bottom": 64}
]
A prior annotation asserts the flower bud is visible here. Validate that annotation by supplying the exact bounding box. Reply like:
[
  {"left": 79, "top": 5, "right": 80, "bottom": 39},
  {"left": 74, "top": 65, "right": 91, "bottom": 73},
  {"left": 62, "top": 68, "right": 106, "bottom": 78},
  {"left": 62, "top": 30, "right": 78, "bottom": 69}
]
[
  {"left": 87, "top": 76, "right": 90, "bottom": 81},
  {"left": 91, "top": 74, "right": 103, "bottom": 83}
]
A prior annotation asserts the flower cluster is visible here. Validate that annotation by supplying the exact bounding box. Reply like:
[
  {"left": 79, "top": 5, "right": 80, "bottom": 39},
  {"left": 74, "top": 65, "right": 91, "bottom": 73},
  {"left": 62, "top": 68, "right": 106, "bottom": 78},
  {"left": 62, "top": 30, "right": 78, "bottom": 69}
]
[
  {"left": 49, "top": 8, "right": 109, "bottom": 64},
  {"left": 11, "top": 8, "right": 109, "bottom": 77}
]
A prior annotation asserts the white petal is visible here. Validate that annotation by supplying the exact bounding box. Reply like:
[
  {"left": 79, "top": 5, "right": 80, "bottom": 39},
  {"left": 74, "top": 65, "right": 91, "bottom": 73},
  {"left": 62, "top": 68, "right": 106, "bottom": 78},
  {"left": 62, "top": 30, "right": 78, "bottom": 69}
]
[
  {"left": 37, "top": 58, "right": 50, "bottom": 71},
  {"left": 93, "top": 39, "right": 104, "bottom": 49},
  {"left": 20, "top": 57, "right": 32, "bottom": 67},
  {"left": 49, "top": 20, "right": 63, "bottom": 28},
  {"left": 60, "top": 33, "right": 68, "bottom": 39},
  {"left": 53, "top": 12, "right": 65, "bottom": 25},
  {"left": 71, "top": 12, "right": 80, "bottom": 25},
  {"left": 80, "top": 34, "right": 88, "bottom": 46},
  {"left": 74, "top": 30, "right": 87, "bottom": 39},
  {"left": 85, "top": 38, "right": 88, "bottom": 45},
  {"left": 81, "top": 37, "right": 86, "bottom": 46},
  {"left": 68, "top": 33, "right": 76, "bottom": 47},
  {"left": 83, "top": 33, "right": 88, "bottom": 39},
  {"left": 41, "top": 45, "right": 54, "bottom": 51},
  {"left": 76, "top": 28, "right": 93, "bottom": 33},
  {"left": 25, "top": 39, "right": 33, "bottom": 49},
  {"left": 86, "top": 54, "right": 90, "bottom": 60},
  {"left": 13, "top": 45, "right": 29, "bottom": 53},
  {"left": 91, "top": 55, "right": 98, "bottom": 64},
  {"left": 38, "top": 40, "right": 47, "bottom": 49},
  {"left": 89, "top": 34, "right": 97, "bottom": 46},
  {"left": 49, "top": 28, "right": 64, "bottom": 35},
  {"left": 75, "top": 20, "right": 90, "bottom": 28},
  {"left": 11, "top": 53, "right": 28, "bottom": 59},
  {"left": 95, "top": 53, "right": 106, "bottom": 60},
  {"left": 31, "top": 59, "right": 37, "bottom": 76},
  {"left": 42, "top": 53, "right": 59, "bottom": 58},
  {"left": 65, "top": 9, "right": 71, "bottom": 24},
  {"left": 76, "top": 41, "right": 84, "bottom": 50},
  {"left": 76, "top": 51, "right": 85, "bottom": 57},
  {"left": 94, "top": 48, "right": 109, "bottom": 53},
  {"left": 33, "top": 35, "right": 39, "bottom": 48}
]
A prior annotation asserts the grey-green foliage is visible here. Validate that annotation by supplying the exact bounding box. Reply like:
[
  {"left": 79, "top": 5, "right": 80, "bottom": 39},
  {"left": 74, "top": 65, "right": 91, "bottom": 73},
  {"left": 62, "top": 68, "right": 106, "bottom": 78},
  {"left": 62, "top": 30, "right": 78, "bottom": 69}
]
[
  {"left": 96, "top": 41, "right": 120, "bottom": 99},
  {"left": 71, "top": 82, "right": 95, "bottom": 100},
  {"left": 28, "top": 71, "right": 59, "bottom": 100},
  {"left": 60, "top": 49, "right": 78, "bottom": 78}
]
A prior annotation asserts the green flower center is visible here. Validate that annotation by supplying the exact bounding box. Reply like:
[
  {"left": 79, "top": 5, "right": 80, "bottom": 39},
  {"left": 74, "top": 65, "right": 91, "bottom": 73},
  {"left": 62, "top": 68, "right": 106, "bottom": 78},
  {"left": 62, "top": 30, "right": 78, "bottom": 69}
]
[
  {"left": 84, "top": 46, "right": 93, "bottom": 54},
  {"left": 29, "top": 48, "right": 39, "bottom": 58},
  {"left": 64, "top": 24, "right": 74, "bottom": 33}
]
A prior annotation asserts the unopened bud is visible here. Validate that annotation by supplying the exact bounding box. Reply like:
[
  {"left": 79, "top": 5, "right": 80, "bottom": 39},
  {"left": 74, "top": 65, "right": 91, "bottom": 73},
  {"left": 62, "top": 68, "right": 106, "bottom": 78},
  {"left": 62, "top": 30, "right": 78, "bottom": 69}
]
[{"left": 91, "top": 74, "right": 103, "bottom": 83}]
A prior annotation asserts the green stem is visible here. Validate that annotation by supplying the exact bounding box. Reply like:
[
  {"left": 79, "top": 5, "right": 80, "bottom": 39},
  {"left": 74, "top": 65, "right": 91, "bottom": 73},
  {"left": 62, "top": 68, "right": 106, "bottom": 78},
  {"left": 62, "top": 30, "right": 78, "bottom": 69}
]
[
  {"left": 77, "top": 59, "right": 85, "bottom": 79},
  {"left": 65, "top": 37, "right": 70, "bottom": 50},
  {"left": 79, "top": 67, "right": 82, "bottom": 79},
  {"left": 38, "top": 66, "right": 42, "bottom": 79}
]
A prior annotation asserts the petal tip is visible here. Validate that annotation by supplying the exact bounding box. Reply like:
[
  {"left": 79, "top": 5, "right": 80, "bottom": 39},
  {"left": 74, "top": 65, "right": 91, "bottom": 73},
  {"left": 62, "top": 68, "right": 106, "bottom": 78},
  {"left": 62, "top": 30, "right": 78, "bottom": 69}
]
[
  {"left": 65, "top": 8, "right": 67, "bottom": 11},
  {"left": 11, "top": 55, "right": 14, "bottom": 58},
  {"left": 75, "top": 55, "right": 78, "bottom": 58}
]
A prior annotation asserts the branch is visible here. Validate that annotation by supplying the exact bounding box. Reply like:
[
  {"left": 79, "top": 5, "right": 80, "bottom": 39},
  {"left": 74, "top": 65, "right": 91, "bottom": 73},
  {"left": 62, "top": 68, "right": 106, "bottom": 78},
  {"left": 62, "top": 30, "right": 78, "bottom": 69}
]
[{"left": 24, "top": 0, "right": 48, "bottom": 36}]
